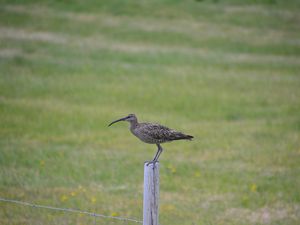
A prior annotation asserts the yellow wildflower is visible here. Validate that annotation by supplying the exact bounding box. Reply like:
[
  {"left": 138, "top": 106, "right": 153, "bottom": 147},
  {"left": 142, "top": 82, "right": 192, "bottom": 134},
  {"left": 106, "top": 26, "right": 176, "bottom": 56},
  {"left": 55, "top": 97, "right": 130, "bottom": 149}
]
[
  {"left": 111, "top": 212, "right": 118, "bottom": 217},
  {"left": 60, "top": 195, "right": 68, "bottom": 202},
  {"left": 171, "top": 167, "right": 176, "bottom": 173},
  {"left": 90, "top": 197, "right": 97, "bottom": 204},
  {"left": 250, "top": 183, "right": 257, "bottom": 192},
  {"left": 194, "top": 171, "right": 201, "bottom": 177},
  {"left": 167, "top": 164, "right": 176, "bottom": 174}
]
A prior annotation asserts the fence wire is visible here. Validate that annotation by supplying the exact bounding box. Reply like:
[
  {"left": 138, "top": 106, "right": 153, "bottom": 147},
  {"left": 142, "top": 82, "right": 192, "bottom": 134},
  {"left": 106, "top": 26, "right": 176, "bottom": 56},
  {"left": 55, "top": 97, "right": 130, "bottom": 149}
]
[{"left": 0, "top": 197, "right": 142, "bottom": 224}]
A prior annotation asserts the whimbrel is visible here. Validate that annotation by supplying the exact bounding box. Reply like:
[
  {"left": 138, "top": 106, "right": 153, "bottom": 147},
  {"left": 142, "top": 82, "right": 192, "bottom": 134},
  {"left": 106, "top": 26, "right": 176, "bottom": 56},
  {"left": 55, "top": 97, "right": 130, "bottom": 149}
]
[{"left": 108, "top": 114, "right": 193, "bottom": 164}]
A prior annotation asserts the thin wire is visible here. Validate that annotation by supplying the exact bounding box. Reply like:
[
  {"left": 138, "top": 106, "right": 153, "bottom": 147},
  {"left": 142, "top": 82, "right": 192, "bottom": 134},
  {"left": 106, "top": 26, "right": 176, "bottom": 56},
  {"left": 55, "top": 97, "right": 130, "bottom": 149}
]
[{"left": 0, "top": 197, "right": 142, "bottom": 224}]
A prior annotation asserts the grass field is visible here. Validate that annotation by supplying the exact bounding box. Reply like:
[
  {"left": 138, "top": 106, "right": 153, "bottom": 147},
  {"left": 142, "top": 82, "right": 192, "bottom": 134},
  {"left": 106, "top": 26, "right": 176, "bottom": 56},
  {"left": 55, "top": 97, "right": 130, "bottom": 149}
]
[{"left": 1, "top": 0, "right": 300, "bottom": 224}]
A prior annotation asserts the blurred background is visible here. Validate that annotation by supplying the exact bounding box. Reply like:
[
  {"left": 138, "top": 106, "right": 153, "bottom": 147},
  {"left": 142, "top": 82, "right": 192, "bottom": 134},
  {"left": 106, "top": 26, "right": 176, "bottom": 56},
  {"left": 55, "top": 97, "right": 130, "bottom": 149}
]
[{"left": 0, "top": 0, "right": 299, "bottom": 224}]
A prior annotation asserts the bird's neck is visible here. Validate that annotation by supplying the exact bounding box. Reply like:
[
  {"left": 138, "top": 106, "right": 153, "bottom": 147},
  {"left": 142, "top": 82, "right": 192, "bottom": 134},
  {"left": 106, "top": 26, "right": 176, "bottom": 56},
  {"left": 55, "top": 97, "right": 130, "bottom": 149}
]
[{"left": 129, "top": 119, "right": 138, "bottom": 129}]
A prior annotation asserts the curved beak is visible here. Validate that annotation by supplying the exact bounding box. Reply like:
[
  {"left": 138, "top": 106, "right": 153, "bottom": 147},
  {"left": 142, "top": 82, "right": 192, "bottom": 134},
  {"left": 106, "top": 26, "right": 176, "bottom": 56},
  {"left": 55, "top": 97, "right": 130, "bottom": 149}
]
[{"left": 108, "top": 116, "right": 129, "bottom": 127}]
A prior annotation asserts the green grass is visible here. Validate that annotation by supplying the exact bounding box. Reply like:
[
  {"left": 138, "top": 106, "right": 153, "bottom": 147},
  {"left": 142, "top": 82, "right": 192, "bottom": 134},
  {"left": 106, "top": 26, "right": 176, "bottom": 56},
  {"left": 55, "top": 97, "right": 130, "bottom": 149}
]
[{"left": 0, "top": 0, "right": 300, "bottom": 224}]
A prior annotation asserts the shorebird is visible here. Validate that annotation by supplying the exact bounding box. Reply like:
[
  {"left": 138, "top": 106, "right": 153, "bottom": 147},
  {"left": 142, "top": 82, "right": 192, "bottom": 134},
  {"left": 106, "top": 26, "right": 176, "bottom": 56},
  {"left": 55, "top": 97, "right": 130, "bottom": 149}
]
[{"left": 108, "top": 114, "right": 193, "bottom": 164}]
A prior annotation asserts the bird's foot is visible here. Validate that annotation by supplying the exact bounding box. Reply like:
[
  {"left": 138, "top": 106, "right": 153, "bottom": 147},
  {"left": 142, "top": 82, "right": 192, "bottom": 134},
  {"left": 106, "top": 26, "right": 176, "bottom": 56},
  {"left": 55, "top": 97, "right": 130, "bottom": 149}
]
[{"left": 145, "top": 160, "right": 158, "bottom": 166}]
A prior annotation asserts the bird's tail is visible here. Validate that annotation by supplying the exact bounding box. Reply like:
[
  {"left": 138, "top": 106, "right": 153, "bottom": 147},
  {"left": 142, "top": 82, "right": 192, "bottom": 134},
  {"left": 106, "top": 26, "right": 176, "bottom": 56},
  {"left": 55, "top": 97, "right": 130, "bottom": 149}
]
[
  {"left": 185, "top": 135, "right": 194, "bottom": 140},
  {"left": 171, "top": 132, "right": 194, "bottom": 141},
  {"left": 180, "top": 134, "right": 194, "bottom": 141}
]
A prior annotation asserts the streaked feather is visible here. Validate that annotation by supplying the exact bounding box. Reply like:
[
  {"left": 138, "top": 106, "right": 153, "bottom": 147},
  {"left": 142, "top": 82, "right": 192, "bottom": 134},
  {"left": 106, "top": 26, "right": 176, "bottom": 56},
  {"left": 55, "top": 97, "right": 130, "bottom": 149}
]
[{"left": 131, "top": 122, "right": 193, "bottom": 144}]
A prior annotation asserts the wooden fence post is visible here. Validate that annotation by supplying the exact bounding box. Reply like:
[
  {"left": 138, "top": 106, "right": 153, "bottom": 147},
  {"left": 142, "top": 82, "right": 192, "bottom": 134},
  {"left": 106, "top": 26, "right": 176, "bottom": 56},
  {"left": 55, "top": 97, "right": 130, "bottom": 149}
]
[{"left": 143, "top": 162, "right": 159, "bottom": 225}]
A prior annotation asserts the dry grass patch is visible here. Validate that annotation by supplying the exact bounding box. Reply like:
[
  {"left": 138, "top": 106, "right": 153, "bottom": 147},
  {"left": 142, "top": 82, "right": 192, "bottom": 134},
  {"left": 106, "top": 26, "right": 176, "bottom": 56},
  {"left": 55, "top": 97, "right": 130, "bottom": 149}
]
[
  {"left": 0, "top": 27, "right": 67, "bottom": 44},
  {"left": 220, "top": 203, "right": 300, "bottom": 224}
]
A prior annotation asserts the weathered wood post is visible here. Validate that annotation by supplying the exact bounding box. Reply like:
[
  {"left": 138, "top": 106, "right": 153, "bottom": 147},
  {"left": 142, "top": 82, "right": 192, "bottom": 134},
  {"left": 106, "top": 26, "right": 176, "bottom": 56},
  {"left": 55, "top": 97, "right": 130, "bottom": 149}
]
[{"left": 143, "top": 162, "right": 159, "bottom": 225}]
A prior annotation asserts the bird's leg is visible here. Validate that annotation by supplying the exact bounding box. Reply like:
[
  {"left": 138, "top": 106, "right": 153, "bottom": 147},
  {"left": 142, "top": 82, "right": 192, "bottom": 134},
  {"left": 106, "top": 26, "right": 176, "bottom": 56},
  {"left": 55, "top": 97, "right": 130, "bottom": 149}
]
[
  {"left": 147, "top": 149, "right": 160, "bottom": 166},
  {"left": 155, "top": 144, "right": 163, "bottom": 161},
  {"left": 153, "top": 144, "right": 162, "bottom": 162},
  {"left": 152, "top": 149, "right": 160, "bottom": 161},
  {"left": 147, "top": 144, "right": 163, "bottom": 165}
]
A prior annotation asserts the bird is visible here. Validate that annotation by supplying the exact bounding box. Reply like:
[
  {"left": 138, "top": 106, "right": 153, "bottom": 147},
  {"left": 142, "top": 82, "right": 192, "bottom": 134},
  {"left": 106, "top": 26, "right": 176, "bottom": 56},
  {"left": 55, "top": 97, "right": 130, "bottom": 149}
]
[{"left": 108, "top": 114, "right": 193, "bottom": 164}]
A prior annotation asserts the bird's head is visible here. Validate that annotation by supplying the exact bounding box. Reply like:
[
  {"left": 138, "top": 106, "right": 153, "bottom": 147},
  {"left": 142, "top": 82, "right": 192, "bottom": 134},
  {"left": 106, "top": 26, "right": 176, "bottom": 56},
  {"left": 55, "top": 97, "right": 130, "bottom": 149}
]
[{"left": 108, "top": 114, "right": 137, "bottom": 127}]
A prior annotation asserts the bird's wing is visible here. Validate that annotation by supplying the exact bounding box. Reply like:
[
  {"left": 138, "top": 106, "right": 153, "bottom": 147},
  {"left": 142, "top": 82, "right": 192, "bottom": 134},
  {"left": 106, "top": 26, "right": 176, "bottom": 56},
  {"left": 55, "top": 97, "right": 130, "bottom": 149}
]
[{"left": 138, "top": 123, "right": 176, "bottom": 141}]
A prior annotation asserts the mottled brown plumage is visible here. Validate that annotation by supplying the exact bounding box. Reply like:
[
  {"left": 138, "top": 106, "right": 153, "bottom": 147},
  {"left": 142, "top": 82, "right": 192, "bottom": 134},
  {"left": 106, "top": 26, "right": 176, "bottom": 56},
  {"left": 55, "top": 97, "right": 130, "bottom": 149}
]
[{"left": 108, "top": 114, "right": 193, "bottom": 164}]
